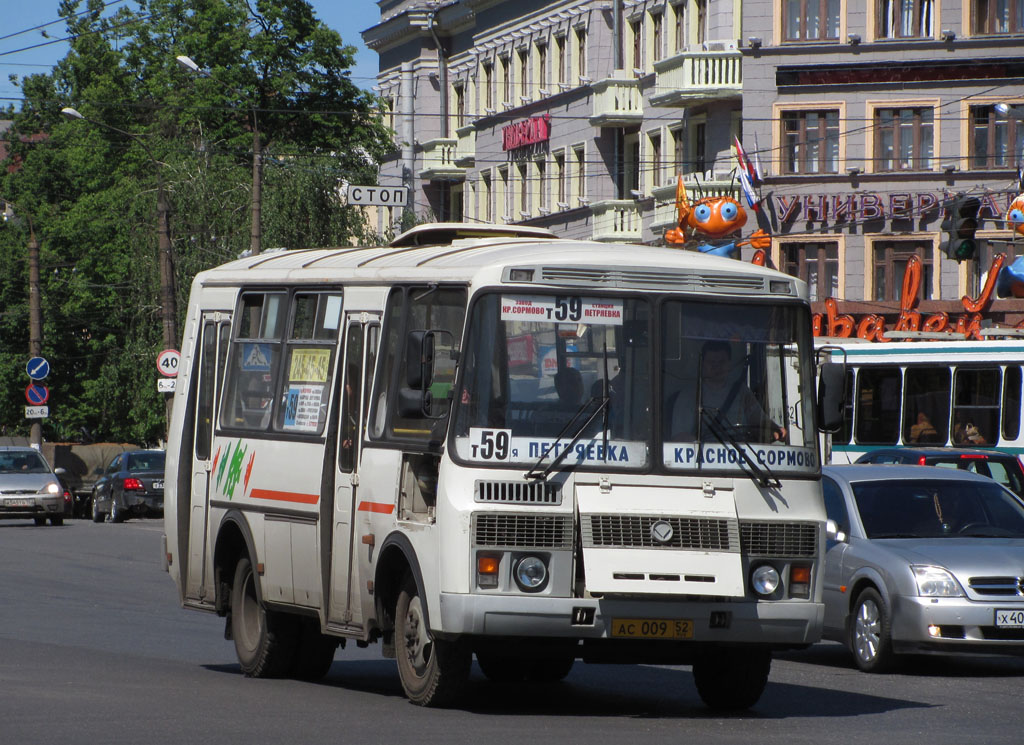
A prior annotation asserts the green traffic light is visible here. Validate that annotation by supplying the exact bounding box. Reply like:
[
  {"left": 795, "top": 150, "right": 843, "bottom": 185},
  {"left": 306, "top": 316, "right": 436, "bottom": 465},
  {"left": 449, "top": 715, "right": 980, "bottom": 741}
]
[{"left": 952, "top": 239, "right": 976, "bottom": 261}]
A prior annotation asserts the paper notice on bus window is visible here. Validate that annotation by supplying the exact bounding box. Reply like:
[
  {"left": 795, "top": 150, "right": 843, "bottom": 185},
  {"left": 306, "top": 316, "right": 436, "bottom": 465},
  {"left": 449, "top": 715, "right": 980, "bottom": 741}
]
[
  {"left": 500, "top": 295, "right": 624, "bottom": 325},
  {"left": 323, "top": 296, "right": 342, "bottom": 330},
  {"left": 289, "top": 348, "right": 331, "bottom": 382},
  {"left": 283, "top": 384, "right": 324, "bottom": 432}
]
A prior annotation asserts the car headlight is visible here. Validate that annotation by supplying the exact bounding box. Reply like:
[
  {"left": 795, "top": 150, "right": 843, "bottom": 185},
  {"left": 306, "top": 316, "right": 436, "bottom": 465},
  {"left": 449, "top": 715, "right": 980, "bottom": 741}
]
[
  {"left": 46, "top": 482, "right": 61, "bottom": 495},
  {"left": 512, "top": 555, "right": 548, "bottom": 593},
  {"left": 912, "top": 565, "right": 963, "bottom": 597}
]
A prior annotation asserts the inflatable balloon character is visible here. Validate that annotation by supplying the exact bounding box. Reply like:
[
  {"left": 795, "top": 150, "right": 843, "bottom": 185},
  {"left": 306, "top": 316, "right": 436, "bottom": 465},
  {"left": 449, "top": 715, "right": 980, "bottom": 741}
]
[
  {"left": 664, "top": 175, "right": 770, "bottom": 258},
  {"left": 995, "top": 193, "right": 1024, "bottom": 298}
]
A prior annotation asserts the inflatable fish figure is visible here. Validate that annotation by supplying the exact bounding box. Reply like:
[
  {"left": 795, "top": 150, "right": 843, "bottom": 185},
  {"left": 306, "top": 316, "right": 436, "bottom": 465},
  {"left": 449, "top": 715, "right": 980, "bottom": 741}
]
[
  {"left": 664, "top": 175, "right": 769, "bottom": 258},
  {"left": 995, "top": 193, "right": 1024, "bottom": 298}
]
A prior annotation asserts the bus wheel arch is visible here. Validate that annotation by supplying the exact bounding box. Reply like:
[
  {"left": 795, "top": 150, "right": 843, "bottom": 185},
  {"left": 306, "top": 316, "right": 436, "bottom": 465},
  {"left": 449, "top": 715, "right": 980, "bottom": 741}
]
[
  {"left": 374, "top": 532, "right": 429, "bottom": 643},
  {"left": 213, "top": 511, "right": 260, "bottom": 615}
]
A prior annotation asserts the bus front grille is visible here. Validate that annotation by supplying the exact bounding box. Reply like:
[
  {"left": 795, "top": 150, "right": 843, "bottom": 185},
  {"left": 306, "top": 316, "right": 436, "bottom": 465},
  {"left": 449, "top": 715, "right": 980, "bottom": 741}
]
[
  {"left": 582, "top": 515, "right": 738, "bottom": 551},
  {"left": 472, "top": 513, "right": 573, "bottom": 549},
  {"left": 475, "top": 480, "right": 561, "bottom": 505},
  {"left": 739, "top": 521, "right": 818, "bottom": 557}
]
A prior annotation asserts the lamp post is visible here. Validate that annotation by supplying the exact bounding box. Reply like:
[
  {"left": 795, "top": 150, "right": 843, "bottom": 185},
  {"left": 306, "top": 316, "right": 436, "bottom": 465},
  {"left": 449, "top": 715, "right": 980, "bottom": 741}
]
[
  {"left": 176, "top": 55, "right": 262, "bottom": 256},
  {"left": 1, "top": 197, "right": 44, "bottom": 448},
  {"left": 61, "top": 107, "right": 177, "bottom": 435}
]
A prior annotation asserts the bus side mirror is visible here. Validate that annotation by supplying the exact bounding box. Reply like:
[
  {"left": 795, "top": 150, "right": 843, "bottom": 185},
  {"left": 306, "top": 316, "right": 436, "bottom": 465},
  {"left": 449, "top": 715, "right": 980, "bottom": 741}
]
[
  {"left": 405, "top": 330, "right": 435, "bottom": 391},
  {"left": 397, "top": 388, "right": 434, "bottom": 418},
  {"left": 817, "top": 361, "right": 845, "bottom": 433}
]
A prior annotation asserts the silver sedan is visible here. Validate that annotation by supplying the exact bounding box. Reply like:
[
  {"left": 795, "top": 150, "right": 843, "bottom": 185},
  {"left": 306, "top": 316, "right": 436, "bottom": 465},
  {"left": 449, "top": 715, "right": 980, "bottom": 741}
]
[{"left": 821, "top": 464, "right": 1024, "bottom": 672}]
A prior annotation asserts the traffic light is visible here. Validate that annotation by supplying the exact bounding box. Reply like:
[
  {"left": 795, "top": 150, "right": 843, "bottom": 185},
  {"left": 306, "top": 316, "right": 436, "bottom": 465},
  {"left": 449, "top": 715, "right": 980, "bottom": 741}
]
[{"left": 941, "top": 195, "right": 981, "bottom": 262}]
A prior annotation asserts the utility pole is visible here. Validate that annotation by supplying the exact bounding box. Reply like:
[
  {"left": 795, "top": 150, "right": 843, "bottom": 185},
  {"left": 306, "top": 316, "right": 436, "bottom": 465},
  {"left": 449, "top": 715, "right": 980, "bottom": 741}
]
[{"left": 28, "top": 226, "right": 42, "bottom": 449}]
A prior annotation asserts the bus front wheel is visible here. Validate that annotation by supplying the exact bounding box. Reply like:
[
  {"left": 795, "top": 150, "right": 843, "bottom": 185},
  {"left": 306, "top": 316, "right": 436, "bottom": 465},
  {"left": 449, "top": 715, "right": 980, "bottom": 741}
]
[
  {"left": 692, "top": 648, "right": 771, "bottom": 710},
  {"left": 230, "top": 557, "right": 296, "bottom": 678},
  {"left": 395, "top": 574, "right": 470, "bottom": 706}
]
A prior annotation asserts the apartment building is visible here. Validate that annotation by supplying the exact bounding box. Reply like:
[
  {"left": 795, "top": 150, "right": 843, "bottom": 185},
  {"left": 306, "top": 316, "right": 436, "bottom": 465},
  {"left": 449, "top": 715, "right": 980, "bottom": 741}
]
[{"left": 363, "top": 0, "right": 1024, "bottom": 327}]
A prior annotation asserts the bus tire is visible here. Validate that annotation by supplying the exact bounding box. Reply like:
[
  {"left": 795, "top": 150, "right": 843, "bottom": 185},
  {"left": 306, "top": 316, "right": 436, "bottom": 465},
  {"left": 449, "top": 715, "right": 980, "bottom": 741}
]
[
  {"left": 692, "top": 648, "right": 771, "bottom": 710},
  {"left": 230, "top": 557, "right": 296, "bottom": 678},
  {"left": 850, "top": 587, "right": 895, "bottom": 673},
  {"left": 291, "top": 617, "right": 338, "bottom": 681},
  {"left": 395, "top": 574, "right": 470, "bottom": 706}
]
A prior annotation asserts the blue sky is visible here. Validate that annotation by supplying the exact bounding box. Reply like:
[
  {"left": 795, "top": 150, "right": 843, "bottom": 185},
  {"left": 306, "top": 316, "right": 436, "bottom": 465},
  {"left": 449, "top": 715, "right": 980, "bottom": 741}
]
[{"left": 0, "top": 0, "right": 381, "bottom": 108}]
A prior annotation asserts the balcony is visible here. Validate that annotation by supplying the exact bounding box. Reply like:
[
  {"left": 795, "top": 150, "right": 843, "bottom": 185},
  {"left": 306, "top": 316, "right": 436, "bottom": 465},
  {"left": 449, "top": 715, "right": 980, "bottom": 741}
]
[
  {"left": 650, "top": 172, "right": 739, "bottom": 231},
  {"left": 649, "top": 48, "right": 742, "bottom": 108},
  {"left": 454, "top": 125, "right": 476, "bottom": 167},
  {"left": 418, "top": 138, "right": 466, "bottom": 181},
  {"left": 591, "top": 199, "right": 642, "bottom": 242},
  {"left": 589, "top": 72, "right": 643, "bottom": 128}
]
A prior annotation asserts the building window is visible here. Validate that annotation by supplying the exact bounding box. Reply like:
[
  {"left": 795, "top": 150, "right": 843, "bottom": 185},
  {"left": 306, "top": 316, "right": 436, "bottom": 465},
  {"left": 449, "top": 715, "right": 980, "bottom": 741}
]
[
  {"left": 782, "top": 110, "right": 840, "bottom": 174},
  {"left": 672, "top": 127, "right": 685, "bottom": 173},
  {"left": 872, "top": 240, "right": 934, "bottom": 301},
  {"left": 875, "top": 107, "right": 933, "bottom": 171},
  {"left": 877, "top": 0, "right": 933, "bottom": 38},
  {"left": 673, "top": 2, "right": 686, "bottom": 51},
  {"left": 537, "top": 157, "right": 548, "bottom": 211},
  {"left": 696, "top": 0, "right": 708, "bottom": 44},
  {"left": 483, "top": 62, "right": 494, "bottom": 111},
  {"left": 782, "top": 242, "right": 839, "bottom": 301},
  {"left": 454, "top": 85, "right": 465, "bottom": 130},
  {"left": 649, "top": 131, "right": 663, "bottom": 189},
  {"left": 518, "top": 162, "right": 529, "bottom": 217},
  {"left": 555, "top": 150, "right": 567, "bottom": 207},
  {"left": 631, "top": 19, "right": 643, "bottom": 69},
  {"left": 625, "top": 133, "right": 640, "bottom": 195},
  {"left": 555, "top": 35, "right": 567, "bottom": 86},
  {"left": 692, "top": 122, "right": 706, "bottom": 173},
  {"left": 652, "top": 12, "right": 664, "bottom": 61},
  {"left": 482, "top": 171, "right": 492, "bottom": 223},
  {"left": 573, "top": 144, "right": 586, "bottom": 203},
  {"left": 971, "top": 104, "right": 1024, "bottom": 169},
  {"left": 971, "top": 240, "right": 1019, "bottom": 296},
  {"left": 537, "top": 43, "right": 547, "bottom": 94},
  {"left": 973, "top": 0, "right": 1024, "bottom": 33},
  {"left": 498, "top": 165, "right": 509, "bottom": 220},
  {"left": 501, "top": 56, "right": 511, "bottom": 105},
  {"left": 783, "top": 0, "right": 841, "bottom": 41},
  {"left": 519, "top": 49, "right": 529, "bottom": 101},
  {"left": 576, "top": 28, "right": 587, "bottom": 80}
]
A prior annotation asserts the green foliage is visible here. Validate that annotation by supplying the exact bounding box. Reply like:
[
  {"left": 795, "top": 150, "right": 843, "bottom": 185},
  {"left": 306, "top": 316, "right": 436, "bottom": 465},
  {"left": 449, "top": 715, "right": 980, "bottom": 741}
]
[{"left": 0, "top": 0, "right": 390, "bottom": 445}]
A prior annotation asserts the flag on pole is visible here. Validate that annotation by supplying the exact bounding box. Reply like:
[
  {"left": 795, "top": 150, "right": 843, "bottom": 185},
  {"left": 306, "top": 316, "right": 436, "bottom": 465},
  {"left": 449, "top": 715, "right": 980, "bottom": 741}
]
[
  {"left": 752, "top": 134, "right": 766, "bottom": 185},
  {"left": 734, "top": 136, "right": 756, "bottom": 181},
  {"left": 738, "top": 168, "right": 758, "bottom": 210}
]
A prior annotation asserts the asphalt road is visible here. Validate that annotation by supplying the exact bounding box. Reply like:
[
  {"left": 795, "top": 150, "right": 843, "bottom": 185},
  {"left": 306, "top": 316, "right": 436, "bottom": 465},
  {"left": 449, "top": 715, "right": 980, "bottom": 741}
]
[{"left": 2, "top": 518, "right": 1022, "bottom": 745}]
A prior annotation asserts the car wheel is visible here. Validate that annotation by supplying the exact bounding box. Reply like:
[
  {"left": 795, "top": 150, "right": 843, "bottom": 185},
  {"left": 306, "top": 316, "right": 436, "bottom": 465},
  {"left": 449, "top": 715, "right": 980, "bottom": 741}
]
[
  {"left": 850, "top": 587, "right": 895, "bottom": 673},
  {"left": 692, "top": 647, "right": 772, "bottom": 710},
  {"left": 91, "top": 494, "right": 105, "bottom": 523},
  {"left": 110, "top": 497, "right": 124, "bottom": 523},
  {"left": 230, "top": 557, "right": 297, "bottom": 678},
  {"left": 33, "top": 517, "right": 47, "bottom": 526},
  {"left": 50, "top": 516, "right": 63, "bottom": 526},
  {"left": 395, "top": 573, "right": 470, "bottom": 706}
]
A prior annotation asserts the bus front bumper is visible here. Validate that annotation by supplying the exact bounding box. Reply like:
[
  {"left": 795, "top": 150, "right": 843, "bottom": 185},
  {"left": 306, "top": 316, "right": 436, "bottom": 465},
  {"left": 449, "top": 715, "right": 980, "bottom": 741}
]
[{"left": 438, "top": 592, "right": 824, "bottom": 647}]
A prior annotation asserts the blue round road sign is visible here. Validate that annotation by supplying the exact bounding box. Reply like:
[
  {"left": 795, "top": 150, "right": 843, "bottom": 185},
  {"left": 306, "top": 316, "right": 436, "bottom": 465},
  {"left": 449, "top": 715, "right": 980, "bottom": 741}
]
[
  {"left": 27, "top": 357, "right": 50, "bottom": 380},
  {"left": 25, "top": 383, "right": 50, "bottom": 405}
]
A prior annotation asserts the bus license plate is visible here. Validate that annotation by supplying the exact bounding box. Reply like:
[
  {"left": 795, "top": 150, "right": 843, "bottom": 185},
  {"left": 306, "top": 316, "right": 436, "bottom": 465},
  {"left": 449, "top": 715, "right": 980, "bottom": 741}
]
[
  {"left": 610, "top": 618, "right": 693, "bottom": 639},
  {"left": 996, "top": 609, "right": 1024, "bottom": 628}
]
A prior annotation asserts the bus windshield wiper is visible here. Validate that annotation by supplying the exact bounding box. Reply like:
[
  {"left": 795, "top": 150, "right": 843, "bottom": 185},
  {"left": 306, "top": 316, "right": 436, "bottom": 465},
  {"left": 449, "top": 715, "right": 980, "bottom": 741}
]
[
  {"left": 526, "top": 396, "right": 609, "bottom": 481},
  {"left": 699, "top": 408, "right": 781, "bottom": 489}
]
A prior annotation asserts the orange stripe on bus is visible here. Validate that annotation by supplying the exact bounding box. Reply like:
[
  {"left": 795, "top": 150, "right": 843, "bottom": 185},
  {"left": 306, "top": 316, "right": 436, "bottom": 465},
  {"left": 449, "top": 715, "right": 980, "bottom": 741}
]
[
  {"left": 357, "top": 501, "right": 396, "bottom": 514},
  {"left": 250, "top": 488, "right": 319, "bottom": 504}
]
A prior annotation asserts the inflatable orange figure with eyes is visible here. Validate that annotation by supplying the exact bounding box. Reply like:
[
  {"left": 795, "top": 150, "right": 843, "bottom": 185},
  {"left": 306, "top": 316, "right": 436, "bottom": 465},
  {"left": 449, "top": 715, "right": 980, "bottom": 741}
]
[
  {"left": 996, "top": 193, "right": 1024, "bottom": 298},
  {"left": 664, "top": 176, "right": 770, "bottom": 258}
]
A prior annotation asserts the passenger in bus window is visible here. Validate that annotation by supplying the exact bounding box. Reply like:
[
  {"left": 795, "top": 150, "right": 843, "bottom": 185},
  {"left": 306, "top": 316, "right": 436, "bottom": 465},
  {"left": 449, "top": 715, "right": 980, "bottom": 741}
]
[
  {"left": 954, "top": 417, "right": 987, "bottom": 446},
  {"left": 909, "top": 411, "right": 939, "bottom": 443},
  {"left": 670, "top": 340, "right": 786, "bottom": 443},
  {"left": 553, "top": 367, "right": 584, "bottom": 410}
]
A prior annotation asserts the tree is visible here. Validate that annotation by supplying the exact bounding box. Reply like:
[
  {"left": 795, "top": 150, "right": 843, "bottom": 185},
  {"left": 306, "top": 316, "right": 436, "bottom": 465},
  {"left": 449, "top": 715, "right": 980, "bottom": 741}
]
[{"left": 0, "top": 0, "right": 389, "bottom": 444}]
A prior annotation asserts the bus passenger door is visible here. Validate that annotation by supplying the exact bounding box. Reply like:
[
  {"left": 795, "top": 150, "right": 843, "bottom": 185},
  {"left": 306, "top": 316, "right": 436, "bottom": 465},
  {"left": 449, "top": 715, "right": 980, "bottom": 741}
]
[
  {"left": 185, "top": 312, "right": 231, "bottom": 602},
  {"left": 327, "top": 313, "right": 378, "bottom": 627}
]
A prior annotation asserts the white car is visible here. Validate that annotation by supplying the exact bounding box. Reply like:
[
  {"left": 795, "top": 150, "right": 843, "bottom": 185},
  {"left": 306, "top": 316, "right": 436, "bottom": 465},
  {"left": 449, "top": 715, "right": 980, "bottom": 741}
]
[
  {"left": 822, "top": 464, "right": 1024, "bottom": 672},
  {"left": 0, "top": 446, "right": 67, "bottom": 526}
]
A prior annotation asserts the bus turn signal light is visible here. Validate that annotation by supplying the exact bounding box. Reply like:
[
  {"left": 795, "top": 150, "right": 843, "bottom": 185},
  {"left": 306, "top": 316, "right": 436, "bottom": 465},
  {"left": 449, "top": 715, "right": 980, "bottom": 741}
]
[
  {"left": 790, "top": 565, "right": 811, "bottom": 598},
  {"left": 477, "top": 554, "right": 499, "bottom": 589}
]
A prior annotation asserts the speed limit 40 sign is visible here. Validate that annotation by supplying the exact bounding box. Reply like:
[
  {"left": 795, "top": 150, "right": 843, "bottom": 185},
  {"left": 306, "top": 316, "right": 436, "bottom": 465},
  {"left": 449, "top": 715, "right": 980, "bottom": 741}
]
[{"left": 157, "top": 349, "right": 180, "bottom": 377}]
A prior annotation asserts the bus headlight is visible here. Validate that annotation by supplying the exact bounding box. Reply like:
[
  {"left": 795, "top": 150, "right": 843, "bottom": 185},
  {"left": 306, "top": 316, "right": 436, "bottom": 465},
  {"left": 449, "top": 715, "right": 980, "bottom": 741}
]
[
  {"left": 513, "top": 555, "right": 548, "bottom": 593},
  {"left": 751, "top": 564, "right": 780, "bottom": 597}
]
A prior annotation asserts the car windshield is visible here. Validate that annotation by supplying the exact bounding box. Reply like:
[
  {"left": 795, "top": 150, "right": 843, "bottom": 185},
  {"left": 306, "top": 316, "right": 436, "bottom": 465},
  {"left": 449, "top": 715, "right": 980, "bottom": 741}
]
[
  {"left": 0, "top": 451, "right": 50, "bottom": 474},
  {"left": 127, "top": 452, "right": 165, "bottom": 472},
  {"left": 852, "top": 478, "right": 1024, "bottom": 538}
]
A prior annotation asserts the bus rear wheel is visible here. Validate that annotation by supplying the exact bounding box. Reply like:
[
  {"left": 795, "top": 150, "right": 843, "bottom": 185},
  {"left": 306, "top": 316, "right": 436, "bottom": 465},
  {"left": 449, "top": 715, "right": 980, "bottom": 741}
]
[
  {"left": 395, "top": 574, "right": 469, "bottom": 706},
  {"left": 230, "top": 557, "right": 296, "bottom": 678},
  {"left": 692, "top": 648, "right": 771, "bottom": 710}
]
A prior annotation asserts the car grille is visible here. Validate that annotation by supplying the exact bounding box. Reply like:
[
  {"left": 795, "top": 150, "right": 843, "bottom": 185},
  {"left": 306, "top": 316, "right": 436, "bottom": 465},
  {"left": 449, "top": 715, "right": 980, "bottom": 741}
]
[
  {"left": 472, "top": 513, "right": 573, "bottom": 549},
  {"left": 968, "top": 576, "right": 1024, "bottom": 596},
  {"left": 0, "top": 489, "right": 38, "bottom": 496},
  {"left": 739, "top": 521, "right": 819, "bottom": 558},
  {"left": 582, "top": 515, "right": 738, "bottom": 551},
  {"left": 475, "top": 480, "right": 561, "bottom": 505}
]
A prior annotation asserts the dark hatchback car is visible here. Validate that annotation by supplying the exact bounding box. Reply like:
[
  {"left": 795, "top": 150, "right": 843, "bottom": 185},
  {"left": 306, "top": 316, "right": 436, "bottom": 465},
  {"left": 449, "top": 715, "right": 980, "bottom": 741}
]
[
  {"left": 854, "top": 447, "right": 1024, "bottom": 499},
  {"left": 91, "top": 449, "right": 165, "bottom": 523}
]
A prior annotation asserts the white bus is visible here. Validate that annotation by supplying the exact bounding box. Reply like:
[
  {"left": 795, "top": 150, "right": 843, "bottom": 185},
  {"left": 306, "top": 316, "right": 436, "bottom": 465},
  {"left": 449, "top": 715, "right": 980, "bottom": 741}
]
[
  {"left": 818, "top": 337, "right": 1024, "bottom": 462},
  {"left": 164, "top": 223, "right": 843, "bottom": 709}
]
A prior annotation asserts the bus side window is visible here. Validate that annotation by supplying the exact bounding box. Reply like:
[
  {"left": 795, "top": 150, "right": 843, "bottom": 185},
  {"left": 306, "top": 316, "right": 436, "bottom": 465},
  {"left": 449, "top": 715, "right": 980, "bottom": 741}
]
[{"left": 1002, "top": 365, "right": 1022, "bottom": 442}]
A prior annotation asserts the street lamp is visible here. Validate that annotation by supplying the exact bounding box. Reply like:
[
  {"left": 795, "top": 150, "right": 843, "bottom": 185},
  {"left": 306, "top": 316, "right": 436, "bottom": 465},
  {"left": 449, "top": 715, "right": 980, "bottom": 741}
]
[
  {"left": 0, "top": 197, "right": 44, "bottom": 448},
  {"left": 61, "top": 106, "right": 177, "bottom": 435},
  {"left": 176, "top": 54, "right": 262, "bottom": 256}
]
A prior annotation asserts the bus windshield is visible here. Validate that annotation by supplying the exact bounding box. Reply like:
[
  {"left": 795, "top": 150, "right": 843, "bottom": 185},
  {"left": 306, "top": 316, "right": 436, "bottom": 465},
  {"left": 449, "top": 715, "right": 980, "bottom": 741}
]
[{"left": 453, "top": 291, "right": 817, "bottom": 475}]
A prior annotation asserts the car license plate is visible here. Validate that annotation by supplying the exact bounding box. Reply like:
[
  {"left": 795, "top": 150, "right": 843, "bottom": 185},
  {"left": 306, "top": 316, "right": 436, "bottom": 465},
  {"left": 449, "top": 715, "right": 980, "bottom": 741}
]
[
  {"left": 610, "top": 618, "right": 693, "bottom": 639},
  {"left": 995, "top": 609, "right": 1024, "bottom": 628},
  {"left": 153, "top": 481, "right": 164, "bottom": 490},
  {"left": 5, "top": 498, "right": 33, "bottom": 507}
]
